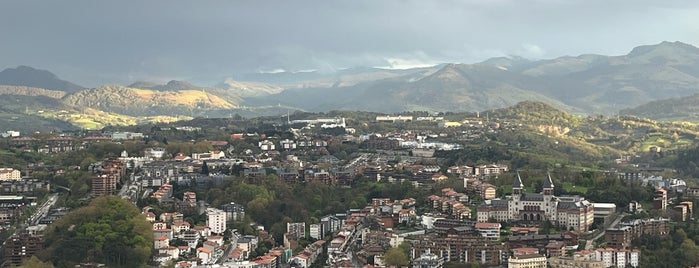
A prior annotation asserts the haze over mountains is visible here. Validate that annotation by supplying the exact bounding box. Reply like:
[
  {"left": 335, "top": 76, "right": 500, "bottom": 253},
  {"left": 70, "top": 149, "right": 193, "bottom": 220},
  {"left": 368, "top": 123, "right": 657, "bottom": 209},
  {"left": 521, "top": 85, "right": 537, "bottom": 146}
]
[{"left": 2, "top": 41, "right": 699, "bottom": 131}]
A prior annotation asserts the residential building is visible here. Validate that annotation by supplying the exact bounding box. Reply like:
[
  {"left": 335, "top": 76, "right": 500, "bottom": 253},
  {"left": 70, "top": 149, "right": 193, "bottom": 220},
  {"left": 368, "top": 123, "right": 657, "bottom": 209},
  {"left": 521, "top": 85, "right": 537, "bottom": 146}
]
[
  {"left": 508, "top": 254, "right": 547, "bottom": 268},
  {"left": 309, "top": 223, "right": 322, "bottom": 240},
  {"left": 2, "top": 233, "right": 43, "bottom": 266},
  {"left": 653, "top": 188, "right": 667, "bottom": 210},
  {"left": 412, "top": 250, "right": 445, "bottom": 268},
  {"left": 287, "top": 222, "right": 306, "bottom": 239},
  {"left": 0, "top": 168, "right": 21, "bottom": 180},
  {"left": 605, "top": 218, "right": 669, "bottom": 249},
  {"left": 475, "top": 222, "right": 501, "bottom": 240},
  {"left": 206, "top": 208, "right": 227, "bottom": 234},
  {"left": 410, "top": 233, "right": 507, "bottom": 265}
]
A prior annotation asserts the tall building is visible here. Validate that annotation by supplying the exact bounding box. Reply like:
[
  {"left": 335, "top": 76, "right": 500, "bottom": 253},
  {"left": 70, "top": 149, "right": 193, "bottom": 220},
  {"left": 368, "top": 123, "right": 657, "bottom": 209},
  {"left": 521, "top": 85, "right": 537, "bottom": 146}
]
[
  {"left": 92, "top": 174, "right": 118, "bottom": 196},
  {"left": 287, "top": 222, "right": 306, "bottom": 238},
  {"left": 206, "top": 208, "right": 227, "bottom": 234},
  {"left": 2, "top": 234, "right": 43, "bottom": 266},
  {"left": 477, "top": 174, "right": 594, "bottom": 232},
  {"left": 309, "top": 223, "right": 322, "bottom": 240},
  {"left": 653, "top": 188, "right": 667, "bottom": 210}
]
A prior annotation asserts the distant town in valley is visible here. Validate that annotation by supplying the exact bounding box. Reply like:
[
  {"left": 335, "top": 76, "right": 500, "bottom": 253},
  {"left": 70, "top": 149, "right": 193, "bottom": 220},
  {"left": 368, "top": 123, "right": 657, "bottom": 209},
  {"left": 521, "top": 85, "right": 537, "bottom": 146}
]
[
  {"left": 2, "top": 1, "right": 699, "bottom": 267},
  {"left": 2, "top": 103, "right": 699, "bottom": 267}
]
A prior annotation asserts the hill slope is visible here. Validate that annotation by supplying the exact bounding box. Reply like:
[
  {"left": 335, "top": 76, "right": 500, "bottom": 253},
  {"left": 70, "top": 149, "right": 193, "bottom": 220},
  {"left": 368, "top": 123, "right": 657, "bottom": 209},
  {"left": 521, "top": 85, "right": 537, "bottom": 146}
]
[
  {"left": 0, "top": 66, "right": 84, "bottom": 92},
  {"left": 64, "top": 84, "right": 240, "bottom": 117}
]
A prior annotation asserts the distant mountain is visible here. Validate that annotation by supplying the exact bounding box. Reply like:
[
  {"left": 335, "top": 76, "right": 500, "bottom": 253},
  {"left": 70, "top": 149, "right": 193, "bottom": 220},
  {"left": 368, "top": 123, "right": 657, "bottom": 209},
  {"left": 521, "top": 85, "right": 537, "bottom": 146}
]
[
  {"left": 0, "top": 85, "right": 66, "bottom": 99},
  {"left": 0, "top": 66, "right": 84, "bottom": 93},
  {"left": 247, "top": 41, "right": 699, "bottom": 115},
  {"left": 620, "top": 93, "right": 699, "bottom": 121},
  {"left": 234, "top": 66, "right": 441, "bottom": 89}
]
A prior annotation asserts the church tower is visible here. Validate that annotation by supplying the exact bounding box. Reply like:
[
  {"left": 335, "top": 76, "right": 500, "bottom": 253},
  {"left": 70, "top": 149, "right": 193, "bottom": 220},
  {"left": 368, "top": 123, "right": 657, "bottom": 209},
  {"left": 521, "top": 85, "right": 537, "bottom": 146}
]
[
  {"left": 513, "top": 173, "right": 524, "bottom": 201},
  {"left": 543, "top": 173, "right": 554, "bottom": 196}
]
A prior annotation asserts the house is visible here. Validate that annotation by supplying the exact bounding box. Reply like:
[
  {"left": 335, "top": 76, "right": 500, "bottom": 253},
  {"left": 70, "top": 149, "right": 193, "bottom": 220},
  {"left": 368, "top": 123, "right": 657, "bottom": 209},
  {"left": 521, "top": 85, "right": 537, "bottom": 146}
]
[
  {"left": 153, "top": 221, "right": 168, "bottom": 230},
  {"left": 154, "top": 235, "right": 169, "bottom": 249},
  {"left": 203, "top": 240, "right": 220, "bottom": 251},
  {"left": 154, "top": 229, "right": 173, "bottom": 240},
  {"left": 475, "top": 222, "right": 501, "bottom": 240},
  {"left": 197, "top": 247, "right": 213, "bottom": 263},
  {"left": 431, "top": 173, "right": 448, "bottom": 182},
  {"left": 206, "top": 235, "right": 224, "bottom": 246},
  {"left": 143, "top": 211, "right": 156, "bottom": 222},
  {"left": 172, "top": 221, "right": 191, "bottom": 233},
  {"left": 182, "top": 230, "right": 200, "bottom": 249}
]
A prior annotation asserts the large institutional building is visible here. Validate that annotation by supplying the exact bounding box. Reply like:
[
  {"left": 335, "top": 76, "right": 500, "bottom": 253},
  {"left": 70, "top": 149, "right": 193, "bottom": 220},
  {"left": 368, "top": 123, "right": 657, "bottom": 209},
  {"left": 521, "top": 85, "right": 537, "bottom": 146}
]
[{"left": 477, "top": 174, "right": 594, "bottom": 232}]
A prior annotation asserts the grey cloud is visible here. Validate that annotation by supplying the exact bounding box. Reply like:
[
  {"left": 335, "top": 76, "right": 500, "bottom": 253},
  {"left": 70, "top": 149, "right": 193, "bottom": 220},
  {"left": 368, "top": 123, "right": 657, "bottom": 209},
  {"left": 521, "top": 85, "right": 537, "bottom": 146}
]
[{"left": 1, "top": 0, "right": 698, "bottom": 86}]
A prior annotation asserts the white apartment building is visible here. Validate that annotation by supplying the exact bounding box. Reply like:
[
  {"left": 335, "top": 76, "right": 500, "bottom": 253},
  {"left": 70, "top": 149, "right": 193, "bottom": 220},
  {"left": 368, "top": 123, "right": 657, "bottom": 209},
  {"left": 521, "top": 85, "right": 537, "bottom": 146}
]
[{"left": 206, "top": 208, "right": 227, "bottom": 234}]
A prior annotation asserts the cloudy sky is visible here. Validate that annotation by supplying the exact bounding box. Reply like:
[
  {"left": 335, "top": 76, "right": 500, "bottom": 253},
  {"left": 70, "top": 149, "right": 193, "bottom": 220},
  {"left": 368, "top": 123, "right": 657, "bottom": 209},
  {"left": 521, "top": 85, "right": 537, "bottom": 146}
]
[{"left": 1, "top": 0, "right": 698, "bottom": 86}]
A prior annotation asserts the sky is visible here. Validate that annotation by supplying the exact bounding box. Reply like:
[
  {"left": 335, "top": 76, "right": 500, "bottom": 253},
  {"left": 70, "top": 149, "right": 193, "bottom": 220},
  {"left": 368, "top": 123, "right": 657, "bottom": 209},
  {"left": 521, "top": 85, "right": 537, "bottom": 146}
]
[{"left": 1, "top": 0, "right": 698, "bottom": 87}]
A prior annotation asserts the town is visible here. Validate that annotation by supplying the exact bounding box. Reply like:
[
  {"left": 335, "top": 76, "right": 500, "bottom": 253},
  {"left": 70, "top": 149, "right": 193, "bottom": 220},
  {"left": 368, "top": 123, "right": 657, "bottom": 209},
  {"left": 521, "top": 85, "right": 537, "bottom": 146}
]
[{"left": 0, "top": 110, "right": 696, "bottom": 268}]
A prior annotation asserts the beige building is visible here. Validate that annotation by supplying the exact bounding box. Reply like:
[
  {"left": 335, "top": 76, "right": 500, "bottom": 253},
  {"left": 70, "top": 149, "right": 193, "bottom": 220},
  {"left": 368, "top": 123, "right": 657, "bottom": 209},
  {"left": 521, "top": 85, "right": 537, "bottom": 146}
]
[
  {"left": 0, "top": 168, "right": 21, "bottom": 180},
  {"left": 508, "top": 254, "right": 547, "bottom": 268}
]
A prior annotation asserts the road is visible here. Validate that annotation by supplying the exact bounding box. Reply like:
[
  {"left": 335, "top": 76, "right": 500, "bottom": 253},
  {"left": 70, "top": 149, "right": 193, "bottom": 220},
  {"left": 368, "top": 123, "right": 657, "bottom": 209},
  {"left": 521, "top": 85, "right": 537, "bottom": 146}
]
[{"left": 28, "top": 193, "right": 59, "bottom": 226}]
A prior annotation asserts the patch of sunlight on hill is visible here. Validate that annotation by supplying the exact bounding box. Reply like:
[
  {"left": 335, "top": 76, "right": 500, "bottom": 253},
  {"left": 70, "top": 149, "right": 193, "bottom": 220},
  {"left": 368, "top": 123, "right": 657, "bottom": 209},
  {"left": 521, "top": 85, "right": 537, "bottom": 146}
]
[
  {"left": 38, "top": 108, "right": 187, "bottom": 130},
  {"left": 128, "top": 88, "right": 236, "bottom": 109},
  {"left": 131, "top": 88, "right": 156, "bottom": 99}
]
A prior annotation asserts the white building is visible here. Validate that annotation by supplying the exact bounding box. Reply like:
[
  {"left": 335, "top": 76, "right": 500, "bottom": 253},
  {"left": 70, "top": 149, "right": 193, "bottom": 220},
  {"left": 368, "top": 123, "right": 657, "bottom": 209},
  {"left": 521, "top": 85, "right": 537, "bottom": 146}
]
[
  {"left": 594, "top": 248, "right": 640, "bottom": 268},
  {"left": 144, "top": 147, "right": 167, "bottom": 159},
  {"left": 475, "top": 222, "right": 501, "bottom": 240},
  {"left": 310, "top": 223, "right": 322, "bottom": 240},
  {"left": 206, "top": 208, "right": 227, "bottom": 234},
  {"left": 477, "top": 174, "right": 595, "bottom": 232}
]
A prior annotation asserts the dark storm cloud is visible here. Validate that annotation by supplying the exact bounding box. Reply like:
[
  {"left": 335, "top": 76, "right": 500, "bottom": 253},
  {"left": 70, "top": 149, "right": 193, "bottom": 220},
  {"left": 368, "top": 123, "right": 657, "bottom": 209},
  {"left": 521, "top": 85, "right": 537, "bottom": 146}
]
[{"left": 1, "top": 0, "right": 698, "bottom": 86}]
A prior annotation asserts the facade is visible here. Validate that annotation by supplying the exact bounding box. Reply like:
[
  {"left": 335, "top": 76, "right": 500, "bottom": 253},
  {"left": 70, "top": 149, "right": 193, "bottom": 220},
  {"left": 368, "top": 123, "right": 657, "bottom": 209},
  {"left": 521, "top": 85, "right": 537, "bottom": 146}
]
[
  {"left": 0, "top": 168, "right": 22, "bottom": 180},
  {"left": 287, "top": 222, "right": 306, "bottom": 239},
  {"left": 2, "top": 233, "right": 43, "bottom": 266},
  {"left": 206, "top": 208, "right": 227, "bottom": 234},
  {"left": 309, "top": 223, "right": 322, "bottom": 240},
  {"left": 475, "top": 222, "right": 501, "bottom": 240},
  {"left": 412, "top": 250, "right": 445, "bottom": 268},
  {"left": 410, "top": 234, "right": 507, "bottom": 265},
  {"left": 508, "top": 254, "right": 547, "bottom": 268},
  {"left": 477, "top": 174, "right": 594, "bottom": 232},
  {"left": 605, "top": 218, "right": 669, "bottom": 249}
]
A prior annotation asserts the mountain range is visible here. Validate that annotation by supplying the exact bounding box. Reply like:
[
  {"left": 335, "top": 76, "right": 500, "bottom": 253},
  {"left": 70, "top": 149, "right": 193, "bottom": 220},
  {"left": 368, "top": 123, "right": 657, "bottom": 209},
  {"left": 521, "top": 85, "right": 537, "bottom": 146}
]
[{"left": 2, "top": 41, "right": 699, "bottom": 131}]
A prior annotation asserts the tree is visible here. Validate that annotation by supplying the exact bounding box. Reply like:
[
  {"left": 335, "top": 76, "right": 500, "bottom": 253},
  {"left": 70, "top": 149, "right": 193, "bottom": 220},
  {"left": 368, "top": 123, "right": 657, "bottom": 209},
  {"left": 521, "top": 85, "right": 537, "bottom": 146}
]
[
  {"left": 40, "top": 196, "right": 153, "bottom": 267},
  {"left": 384, "top": 246, "right": 409, "bottom": 267},
  {"left": 201, "top": 161, "right": 210, "bottom": 175},
  {"left": 20, "top": 256, "right": 53, "bottom": 268}
]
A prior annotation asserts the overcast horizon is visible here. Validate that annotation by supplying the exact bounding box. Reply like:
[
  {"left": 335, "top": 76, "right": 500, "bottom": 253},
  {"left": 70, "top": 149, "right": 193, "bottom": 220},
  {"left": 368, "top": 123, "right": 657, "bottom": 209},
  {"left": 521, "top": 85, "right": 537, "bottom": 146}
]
[{"left": 1, "top": 0, "right": 698, "bottom": 87}]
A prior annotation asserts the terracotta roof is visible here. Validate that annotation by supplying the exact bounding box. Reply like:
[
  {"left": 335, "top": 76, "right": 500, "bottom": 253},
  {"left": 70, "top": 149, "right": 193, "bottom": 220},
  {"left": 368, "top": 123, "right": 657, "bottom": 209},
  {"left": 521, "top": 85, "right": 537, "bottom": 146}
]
[
  {"left": 475, "top": 222, "right": 501, "bottom": 229},
  {"left": 197, "top": 247, "right": 212, "bottom": 254}
]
